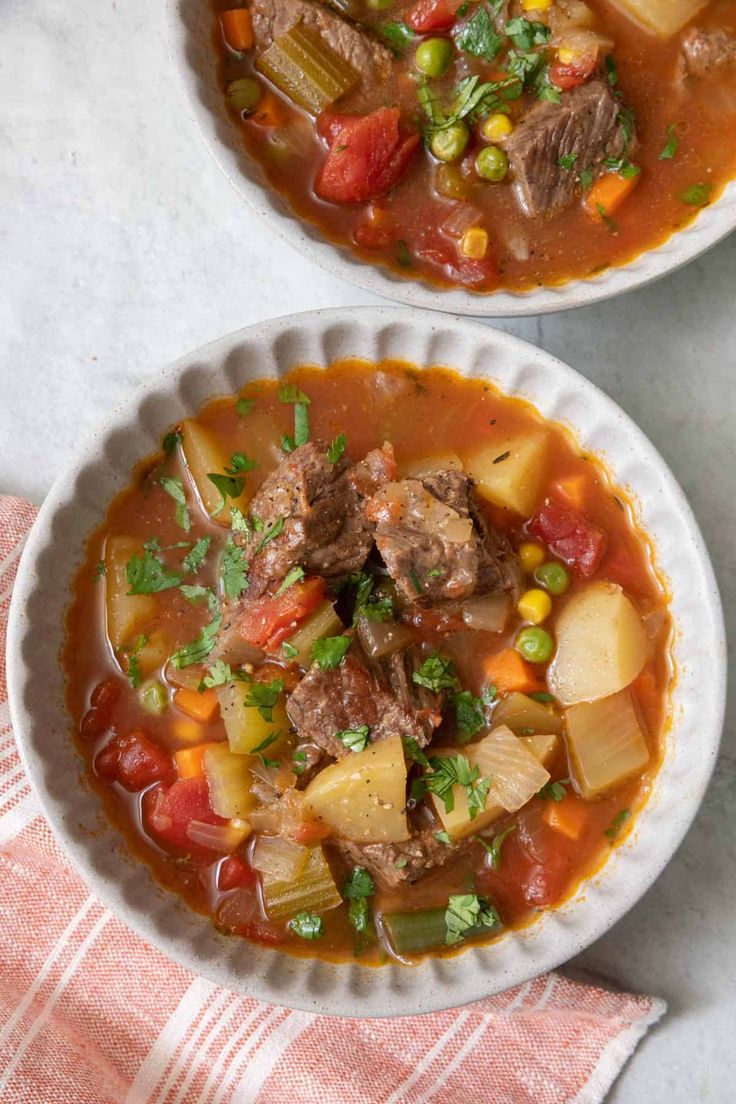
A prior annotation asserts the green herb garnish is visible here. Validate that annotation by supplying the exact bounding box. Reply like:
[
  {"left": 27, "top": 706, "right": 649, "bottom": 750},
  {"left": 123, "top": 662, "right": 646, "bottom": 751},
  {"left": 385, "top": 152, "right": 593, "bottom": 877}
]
[
  {"left": 289, "top": 912, "right": 324, "bottom": 940},
  {"left": 659, "top": 123, "right": 678, "bottom": 161},
  {"left": 243, "top": 677, "right": 285, "bottom": 721},
  {"left": 604, "top": 808, "right": 631, "bottom": 841},
  {"left": 312, "top": 635, "right": 351, "bottom": 669},
  {"left": 412, "top": 652, "right": 459, "bottom": 694},
  {"left": 274, "top": 565, "right": 305, "bottom": 597},
  {"left": 477, "top": 824, "right": 516, "bottom": 870},
  {"left": 183, "top": 536, "right": 211, "bottom": 575},
  {"left": 680, "top": 182, "right": 711, "bottom": 207},
  {"left": 327, "top": 433, "right": 347, "bottom": 464},
  {"left": 160, "top": 476, "right": 191, "bottom": 532},
  {"left": 126, "top": 549, "right": 181, "bottom": 595},
  {"left": 445, "top": 894, "right": 499, "bottom": 945},
  {"left": 221, "top": 540, "right": 248, "bottom": 599},
  {"left": 336, "top": 724, "right": 370, "bottom": 753},
  {"left": 537, "top": 777, "right": 570, "bottom": 802},
  {"left": 453, "top": 7, "right": 503, "bottom": 61}
]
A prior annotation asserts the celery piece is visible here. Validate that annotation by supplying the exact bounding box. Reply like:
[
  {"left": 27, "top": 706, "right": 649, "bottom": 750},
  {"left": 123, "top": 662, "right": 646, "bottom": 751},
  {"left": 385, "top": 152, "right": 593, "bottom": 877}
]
[
  {"left": 256, "top": 23, "right": 359, "bottom": 114},
  {"left": 139, "top": 680, "right": 168, "bottom": 715},
  {"left": 262, "top": 845, "right": 342, "bottom": 921},
  {"left": 383, "top": 904, "right": 502, "bottom": 955}
]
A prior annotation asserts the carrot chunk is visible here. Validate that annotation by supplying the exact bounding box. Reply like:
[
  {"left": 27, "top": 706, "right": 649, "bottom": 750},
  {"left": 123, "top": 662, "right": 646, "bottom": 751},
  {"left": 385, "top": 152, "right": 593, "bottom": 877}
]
[
  {"left": 249, "top": 89, "right": 287, "bottom": 128},
  {"left": 543, "top": 793, "right": 590, "bottom": 840},
  {"left": 221, "top": 8, "right": 254, "bottom": 52},
  {"left": 585, "top": 171, "right": 640, "bottom": 221},
  {"left": 173, "top": 688, "right": 220, "bottom": 724},
  {"left": 175, "top": 742, "right": 219, "bottom": 780},
  {"left": 552, "top": 475, "right": 587, "bottom": 510},
  {"left": 483, "top": 648, "right": 544, "bottom": 695}
]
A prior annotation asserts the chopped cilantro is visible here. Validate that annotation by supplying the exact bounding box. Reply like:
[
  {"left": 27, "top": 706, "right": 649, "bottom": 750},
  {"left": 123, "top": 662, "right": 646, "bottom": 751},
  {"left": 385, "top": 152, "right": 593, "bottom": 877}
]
[
  {"left": 604, "top": 808, "right": 631, "bottom": 841},
  {"left": 160, "top": 476, "right": 191, "bottom": 532},
  {"left": 162, "top": 430, "right": 182, "bottom": 454},
  {"left": 327, "top": 433, "right": 347, "bottom": 464},
  {"left": 281, "top": 641, "right": 298, "bottom": 660},
  {"left": 435, "top": 830, "right": 452, "bottom": 846},
  {"left": 278, "top": 384, "right": 311, "bottom": 406},
  {"left": 379, "top": 20, "right": 415, "bottom": 54},
  {"left": 170, "top": 605, "right": 222, "bottom": 668},
  {"left": 235, "top": 397, "right": 254, "bottom": 416},
  {"left": 125, "top": 634, "right": 148, "bottom": 689},
  {"left": 408, "top": 567, "right": 423, "bottom": 593},
  {"left": 94, "top": 560, "right": 106, "bottom": 579},
  {"left": 289, "top": 912, "right": 324, "bottom": 940},
  {"left": 681, "top": 182, "right": 712, "bottom": 207},
  {"left": 477, "top": 824, "right": 516, "bottom": 870},
  {"left": 230, "top": 505, "right": 250, "bottom": 534},
  {"left": 225, "top": 452, "right": 258, "bottom": 474},
  {"left": 312, "top": 635, "right": 351, "bottom": 669},
  {"left": 200, "top": 659, "right": 235, "bottom": 688},
  {"left": 403, "top": 736, "right": 430, "bottom": 768},
  {"left": 251, "top": 730, "right": 283, "bottom": 758},
  {"left": 207, "top": 473, "right": 245, "bottom": 513},
  {"left": 427, "top": 567, "right": 443, "bottom": 578},
  {"left": 336, "top": 724, "right": 370, "bottom": 753},
  {"left": 254, "top": 516, "right": 284, "bottom": 555},
  {"left": 343, "top": 867, "right": 376, "bottom": 899},
  {"left": 445, "top": 894, "right": 499, "bottom": 945},
  {"left": 602, "top": 157, "right": 640, "bottom": 179},
  {"left": 394, "top": 857, "right": 409, "bottom": 870},
  {"left": 414, "top": 753, "right": 491, "bottom": 820},
  {"left": 221, "top": 541, "right": 248, "bottom": 599},
  {"left": 274, "top": 565, "right": 305, "bottom": 597},
  {"left": 605, "top": 53, "right": 618, "bottom": 86},
  {"left": 183, "top": 536, "right": 211, "bottom": 574},
  {"left": 529, "top": 691, "right": 553, "bottom": 703},
  {"left": 349, "top": 571, "right": 393, "bottom": 624},
  {"left": 179, "top": 583, "right": 212, "bottom": 604},
  {"left": 579, "top": 167, "right": 594, "bottom": 191},
  {"left": 504, "top": 17, "right": 551, "bottom": 49},
  {"left": 453, "top": 7, "right": 504, "bottom": 62},
  {"left": 537, "top": 777, "right": 570, "bottom": 802},
  {"left": 418, "top": 73, "right": 520, "bottom": 139},
  {"left": 597, "top": 203, "right": 619, "bottom": 232},
  {"left": 617, "top": 106, "right": 636, "bottom": 148},
  {"left": 451, "top": 690, "right": 486, "bottom": 740},
  {"left": 396, "top": 240, "right": 411, "bottom": 267},
  {"left": 243, "top": 678, "right": 284, "bottom": 721},
  {"left": 412, "top": 652, "right": 459, "bottom": 693},
  {"left": 126, "top": 549, "right": 181, "bottom": 595},
  {"left": 348, "top": 897, "right": 372, "bottom": 936},
  {"left": 659, "top": 124, "right": 678, "bottom": 161},
  {"left": 559, "top": 153, "right": 578, "bottom": 171},
  {"left": 279, "top": 386, "right": 311, "bottom": 452},
  {"left": 481, "top": 684, "right": 498, "bottom": 706}
]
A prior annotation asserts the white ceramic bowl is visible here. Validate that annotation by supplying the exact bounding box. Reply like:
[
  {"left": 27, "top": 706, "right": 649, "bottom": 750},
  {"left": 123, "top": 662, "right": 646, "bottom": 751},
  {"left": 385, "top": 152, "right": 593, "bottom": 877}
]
[
  {"left": 165, "top": 0, "right": 736, "bottom": 318},
  {"left": 7, "top": 308, "right": 726, "bottom": 1016}
]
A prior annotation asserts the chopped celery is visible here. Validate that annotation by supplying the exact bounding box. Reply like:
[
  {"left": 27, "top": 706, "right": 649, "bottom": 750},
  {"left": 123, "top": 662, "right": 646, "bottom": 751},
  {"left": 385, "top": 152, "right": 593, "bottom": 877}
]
[
  {"left": 139, "top": 680, "right": 168, "bottom": 715},
  {"left": 262, "top": 845, "right": 342, "bottom": 920},
  {"left": 256, "top": 23, "right": 359, "bottom": 115},
  {"left": 284, "top": 599, "right": 342, "bottom": 668},
  {"left": 383, "top": 903, "right": 502, "bottom": 954}
]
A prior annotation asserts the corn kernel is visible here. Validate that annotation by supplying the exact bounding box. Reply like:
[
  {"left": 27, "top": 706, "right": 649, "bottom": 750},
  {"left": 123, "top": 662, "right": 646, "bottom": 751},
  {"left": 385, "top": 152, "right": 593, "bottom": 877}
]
[
  {"left": 519, "top": 542, "right": 546, "bottom": 572},
  {"left": 557, "top": 47, "right": 580, "bottom": 65},
  {"left": 523, "top": 0, "right": 552, "bottom": 9},
  {"left": 461, "top": 226, "right": 488, "bottom": 260},
  {"left": 518, "top": 588, "right": 553, "bottom": 625},
  {"left": 172, "top": 717, "right": 205, "bottom": 745},
  {"left": 482, "top": 113, "right": 514, "bottom": 142}
]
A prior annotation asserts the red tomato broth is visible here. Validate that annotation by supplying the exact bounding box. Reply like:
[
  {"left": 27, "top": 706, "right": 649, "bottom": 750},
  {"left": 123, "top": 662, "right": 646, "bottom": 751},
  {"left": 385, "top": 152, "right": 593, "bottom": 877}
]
[
  {"left": 64, "top": 359, "right": 672, "bottom": 964},
  {"left": 212, "top": 0, "right": 736, "bottom": 293}
]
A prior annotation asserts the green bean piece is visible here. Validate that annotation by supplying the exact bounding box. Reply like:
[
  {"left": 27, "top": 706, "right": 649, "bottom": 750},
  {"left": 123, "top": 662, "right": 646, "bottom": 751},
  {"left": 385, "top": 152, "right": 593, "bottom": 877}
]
[{"left": 382, "top": 905, "right": 502, "bottom": 954}]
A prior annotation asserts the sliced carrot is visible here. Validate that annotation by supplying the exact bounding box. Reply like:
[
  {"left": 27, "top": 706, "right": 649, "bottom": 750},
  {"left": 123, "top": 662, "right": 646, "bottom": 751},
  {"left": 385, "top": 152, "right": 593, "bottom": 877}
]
[
  {"left": 175, "top": 742, "right": 219, "bottom": 781},
  {"left": 173, "top": 687, "right": 220, "bottom": 724},
  {"left": 543, "top": 793, "right": 590, "bottom": 841},
  {"left": 221, "top": 8, "right": 254, "bottom": 52},
  {"left": 483, "top": 648, "right": 544, "bottom": 695},
  {"left": 248, "top": 89, "right": 287, "bottom": 128},
  {"left": 552, "top": 475, "right": 587, "bottom": 511},
  {"left": 585, "top": 171, "right": 640, "bottom": 221},
  {"left": 171, "top": 718, "right": 205, "bottom": 745}
]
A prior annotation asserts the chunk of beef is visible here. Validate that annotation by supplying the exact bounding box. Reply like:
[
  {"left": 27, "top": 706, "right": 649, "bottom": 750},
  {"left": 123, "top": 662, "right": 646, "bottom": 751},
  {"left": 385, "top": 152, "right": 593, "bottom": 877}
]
[
  {"left": 377, "top": 648, "right": 443, "bottom": 719},
  {"left": 680, "top": 27, "right": 736, "bottom": 78},
  {"left": 505, "top": 79, "right": 634, "bottom": 218},
  {"left": 365, "top": 470, "right": 520, "bottom": 603},
  {"left": 251, "top": 0, "right": 393, "bottom": 87},
  {"left": 335, "top": 828, "right": 460, "bottom": 889},
  {"left": 293, "top": 741, "right": 325, "bottom": 788},
  {"left": 286, "top": 651, "right": 440, "bottom": 759},
  {"left": 239, "top": 441, "right": 394, "bottom": 597}
]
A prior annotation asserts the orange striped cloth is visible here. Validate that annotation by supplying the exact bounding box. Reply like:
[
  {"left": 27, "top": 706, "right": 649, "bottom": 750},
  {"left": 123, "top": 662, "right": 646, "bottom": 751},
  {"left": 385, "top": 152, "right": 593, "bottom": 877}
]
[{"left": 0, "top": 495, "right": 665, "bottom": 1103}]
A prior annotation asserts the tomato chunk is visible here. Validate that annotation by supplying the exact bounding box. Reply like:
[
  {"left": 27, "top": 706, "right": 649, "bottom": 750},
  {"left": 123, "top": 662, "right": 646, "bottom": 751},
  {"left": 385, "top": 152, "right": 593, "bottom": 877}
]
[
  {"left": 549, "top": 54, "right": 596, "bottom": 91},
  {"left": 316, "top": 108, "right": 420, "bottom": 205},
  {"left": 235, "top": 575, "right": 325, "bottom": 650},
  {"left": 406, "top": 0, "right": 462, "bottom": 33},
  {"left": 144, "top": 777, "right": 225, "bottom": 853},
  {"left": 218, "top": 854, "right": 258, "bottom": 891},
  {"left": 416, "top": 242, "right": 497, "bottom": 288},
  {"left": 95, "top": 729, "right": 173, "bottom": 791},
  {"left": 477, "top": 804, "right": 576, "bottom": 912},
  {"left": 527, "top": 498, "right": 606, "bottom": 578}
]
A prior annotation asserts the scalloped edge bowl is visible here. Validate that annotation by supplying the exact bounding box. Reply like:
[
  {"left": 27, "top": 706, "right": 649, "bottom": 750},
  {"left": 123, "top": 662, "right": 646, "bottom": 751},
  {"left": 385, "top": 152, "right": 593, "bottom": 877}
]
[
  {"left": 7, "top": 307, "right": 726, "bottom": 1016},
  {"left": 165, "top": 0, "right": 736, "bottom": 318}
]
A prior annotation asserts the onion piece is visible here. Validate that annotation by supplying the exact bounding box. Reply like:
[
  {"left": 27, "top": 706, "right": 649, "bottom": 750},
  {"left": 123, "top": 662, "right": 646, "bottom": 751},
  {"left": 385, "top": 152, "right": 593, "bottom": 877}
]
[
  {"left": 441, "top": 204, "right": 484, "bottom": 241},
  {"left": 461, "top": 593, "right": 510, "bottom": 633},
  {"left": 565, "top": 689, "right": 650, "bottom": 799},
  {"left": 251, "top": 835, "right": 309, "bottom": 882},
  {"left": 356, "top": 617, "right": 416, "bottom": 659},
  {"left": 186, "top": 818, "right": 251, "bottom": 852},
  {"left": 248, "top": 788, "right": 306, "bottom": 837}
]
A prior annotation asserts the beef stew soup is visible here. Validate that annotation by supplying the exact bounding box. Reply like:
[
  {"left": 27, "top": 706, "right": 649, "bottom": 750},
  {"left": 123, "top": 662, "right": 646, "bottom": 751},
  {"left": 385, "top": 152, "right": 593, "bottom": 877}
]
[
  {"left": 65, "top": 360, "right": 672, "bottom": 963},
  {"left": 211, "top": 0, "right": 736, "bottom": 294}
]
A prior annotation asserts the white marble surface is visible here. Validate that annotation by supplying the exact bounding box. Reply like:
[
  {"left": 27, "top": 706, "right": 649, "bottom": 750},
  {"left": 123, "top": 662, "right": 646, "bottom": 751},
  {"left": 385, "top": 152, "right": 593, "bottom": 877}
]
[{"left": 1, "top": 0, "right": 734, "bottom": 1099}]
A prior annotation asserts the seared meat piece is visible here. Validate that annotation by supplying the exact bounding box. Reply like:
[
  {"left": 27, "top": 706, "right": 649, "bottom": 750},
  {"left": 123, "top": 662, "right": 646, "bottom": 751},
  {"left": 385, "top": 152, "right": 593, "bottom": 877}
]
[
  {"left": 680, "top": 27, "right": 736, "bottom": 78},
  {"left": 335, "top": 828, "right": 460, "bottom": 890},
  {"left": 505, "top": 79, "right": 634, "bottom": 218},
  {"left": 365, "top": 469, "right": 520, "bottom": 603},
  {"left": 378, "top": 648, "right": 443, "bottom": 719},
  {"left": 286, "top": 651, "right": 440, "bottom": 759},
  {"left": 292, "top": 741, "right": 325, "bottom": 787},
  {"left": 251, "top": 0, "right": 393, "bottom": 87},
  {"left": 239, "top": 441, "right": 395, "bottom": 596}
]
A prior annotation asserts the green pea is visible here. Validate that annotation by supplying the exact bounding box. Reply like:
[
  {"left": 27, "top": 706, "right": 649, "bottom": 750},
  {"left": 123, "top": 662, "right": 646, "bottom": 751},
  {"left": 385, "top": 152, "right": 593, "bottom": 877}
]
[
  {"left": 475, "top": 145, "right": 509, "bottom": 182},
  {"left": 534, "top": 561, "right": 570, "bottom": 596},
  {"left": 430, "top": 122, "right": 469, "bottom": 163},
  {"left": 226, "top": 78, "right": 262, "bottom": 114},
  {"left": 515, "top": 627, "right": 554, "bottom": 664},
  {"left": 415, "top": 37, "right": 453, "bottom": 78},
  {"left": 139, "top": 680, "right": 168, "bottom": 715},
  {"left": 366, "top": 0, "right": 394, "bottom": 8}
]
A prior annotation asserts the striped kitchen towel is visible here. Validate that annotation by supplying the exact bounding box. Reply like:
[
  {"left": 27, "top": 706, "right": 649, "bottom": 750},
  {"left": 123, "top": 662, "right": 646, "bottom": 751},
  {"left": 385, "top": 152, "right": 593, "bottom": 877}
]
[{"left": 0, "top": 495, "right": 665, "bottom": 1104}]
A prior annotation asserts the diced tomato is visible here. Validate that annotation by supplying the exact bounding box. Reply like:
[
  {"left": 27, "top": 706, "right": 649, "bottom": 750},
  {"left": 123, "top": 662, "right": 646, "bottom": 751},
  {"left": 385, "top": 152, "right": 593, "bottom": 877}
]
[
  {"left": 406, "top": 0, "right": 462, "bottom": 33},
  {"left": 527, "top": 498, "right": 606, "bottom": 578},
  {"left": 416, "top": 242, "right": 497, "bottom": 288},
  {"left": 549, "top": 54, "right": 596, "bottom": 91},
  {"left": 143, "top": 777, "right": 225, "bottom": 853},
  {"left": 236, "top": 575, "right": 325, "bottom": 650},
  {"left": 216, "top": 889, "right": 282, "bottom": 944},
  {"left": 95, "top": 729, "right": 174, "bottom": 791},
  {"left": 316, "top": 108, "right": 420, "bottom": 205},
  {"left": 477, "top": 803, "right": 575, "bottom": 912},
  {"left": 218, "top": 854, "right": 258, "bottom": 892}
]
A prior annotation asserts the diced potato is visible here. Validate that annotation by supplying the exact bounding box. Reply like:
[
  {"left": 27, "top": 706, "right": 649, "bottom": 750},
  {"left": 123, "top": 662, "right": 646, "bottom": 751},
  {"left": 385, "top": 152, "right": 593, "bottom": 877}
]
[
  {"left": 217, "top": 681, "right": 289, "bottom": 754},
  {"left": 285, "top": 600, "right": 343, "bottom": 668},
  {"left": 464, "top": 432, "right": 548, "bottom": 516},
  {"left": 521, "top": 732, "right": 559, "bottom": 769},
  {"left": 461, "top": 593, "right": 510, "bottom": 633},
  {"left": 398, "top": 453, "right": 464, "bottom": 478},
  {"left": 430, "top": 725, "right": 550, "bottom": 840},
  {"left": 609, "top": 0, "right": 707, "bottom": 37},
  {"left": 180, "top": 418, "right": 247, "bottom": 525},
  {"left": 493, "top": 691, "right": 564, "bottom": 737},
  {"left": 203, "top": 742, "right": 257, "bottom": 818},
  {"left": 566, "top": 689, "right": 650, "bottom": 799},
  {"left": 135, "top": 630, "right": 170, "bottom": 679},
  {"left": 303, "top": 735, "right": 409, "bottom": 842},
  {"left": 549, "top": 582, "right": 648, "bottom": 706},
  {"left": 262, "top": 845, "right": 342, "bottom": 920},
  {"left": 104, "top": 536, "right": 155, "bottom": 652}
]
